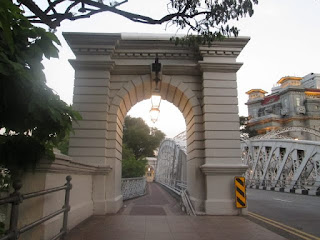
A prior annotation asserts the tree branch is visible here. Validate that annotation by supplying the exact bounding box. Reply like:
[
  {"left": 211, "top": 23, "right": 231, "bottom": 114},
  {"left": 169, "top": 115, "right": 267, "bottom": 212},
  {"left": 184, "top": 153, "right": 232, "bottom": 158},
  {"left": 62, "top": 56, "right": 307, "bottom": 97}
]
[
  {"left": 18, "top": 0, "right": 56, "bottom": 28},
  {"left": 20, "top": 0, "right": 257, "bottom": 38}
]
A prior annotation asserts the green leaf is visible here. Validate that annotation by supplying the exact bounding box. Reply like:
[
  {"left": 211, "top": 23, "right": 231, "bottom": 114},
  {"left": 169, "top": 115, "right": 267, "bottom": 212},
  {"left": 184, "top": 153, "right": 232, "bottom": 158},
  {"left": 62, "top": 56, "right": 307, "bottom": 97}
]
[
  {"left": 46, "top": 32, "right": 61, "bottom": 45},
  {"left": 0, "top": 15, "right": 14, "bottom": 54},
  {"left": 0, "top": 62, "right": 10, "bottom": 76}
]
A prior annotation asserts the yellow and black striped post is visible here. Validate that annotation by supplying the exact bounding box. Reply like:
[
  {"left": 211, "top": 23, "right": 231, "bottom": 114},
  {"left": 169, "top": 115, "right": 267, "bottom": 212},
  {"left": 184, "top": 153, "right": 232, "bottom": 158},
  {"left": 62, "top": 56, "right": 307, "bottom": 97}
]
[{"left": 235, "top": 177, "right": 247, "bottom": 208}]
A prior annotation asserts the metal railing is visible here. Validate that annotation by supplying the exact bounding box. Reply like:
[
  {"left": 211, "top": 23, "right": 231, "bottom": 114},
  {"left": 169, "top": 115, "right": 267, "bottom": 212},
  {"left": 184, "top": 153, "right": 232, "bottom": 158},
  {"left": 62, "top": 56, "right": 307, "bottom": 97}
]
[
  {"left": 246, "top": 179, "right": 320, "bottom": 190},
  {"left": 155, "top": 177, "right": 187, "bottom": 195},
  {"left": 155, "top": 178, "right": 197, "bottom": 215},
  {"left": 121, "top": 177, "right": 146, "bottom": 200},
  {"left": 0, "top": 176, "right": 72, "bottom": 240}
]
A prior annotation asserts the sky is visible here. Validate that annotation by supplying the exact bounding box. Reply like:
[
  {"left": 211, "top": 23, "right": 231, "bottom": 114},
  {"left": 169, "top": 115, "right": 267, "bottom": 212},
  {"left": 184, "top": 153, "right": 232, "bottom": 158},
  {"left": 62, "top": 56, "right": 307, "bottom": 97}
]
[{"left": 43, "top": 0, "right": 320, "bottom": 138}]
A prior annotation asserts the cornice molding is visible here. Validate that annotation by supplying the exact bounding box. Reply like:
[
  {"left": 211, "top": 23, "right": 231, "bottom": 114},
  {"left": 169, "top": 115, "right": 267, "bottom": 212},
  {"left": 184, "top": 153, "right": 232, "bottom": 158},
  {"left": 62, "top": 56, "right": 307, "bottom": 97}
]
[
  {"left": 64, "top": 32, "right": 249, "bottom": 61},
  {"left": 111, "top": 65, "right": 151, "bottom": 75},
  {"left": 199, "top": 61, "right": 243, "bottom": 73},
  {"left": 162, "top": 64, "right": 200, "bottom": 75},
  {"left": 278, "top": 87, "right": 305, "bottom": 95},
  {"left": 72, "top": 47, "right": 115, "bottom": 56},
  {"left": 199, "top": 49, "right": 241, "bottom": 58},
  {"left": 198, "top": 37, "right": 250, "bottom": 57},
  {"left": 111, "top": 64, "right": 201, "bottom": 75},
  {"left": 245, "top": 99, "right": 263, "bottom": 105},
  {"left": 248, "top": 115, "right": 320, "bottom": 127},
  {"left": 36, "top": 154, "right": 112, "bottom": 175},
  {"left": 69, "top": 60, "right": 115, "bottom": 71},
  {"left": 200, "top": 163, "right": 248, "bottom": 175},
  {"left": 200, "top": 37, "right": 250, "bottom": 48},
  {"left": 112, "top": 51, "right": 197, "bottom": 60},
  {"left": 63, "top": 32, "right": 121, "bottom": 56},
  {"left": 63, "top": 32, "right": 121, "bottom": 46}
]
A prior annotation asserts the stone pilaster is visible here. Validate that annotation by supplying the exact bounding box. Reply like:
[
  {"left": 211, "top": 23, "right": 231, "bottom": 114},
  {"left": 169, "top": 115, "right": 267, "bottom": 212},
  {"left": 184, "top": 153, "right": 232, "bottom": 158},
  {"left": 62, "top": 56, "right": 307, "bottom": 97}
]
[
  {"left": 199, "top": 38, "right": 249, "bottom": 215},
  {"left": 68, "top": 60, "right": 117, "bottom": 214}
]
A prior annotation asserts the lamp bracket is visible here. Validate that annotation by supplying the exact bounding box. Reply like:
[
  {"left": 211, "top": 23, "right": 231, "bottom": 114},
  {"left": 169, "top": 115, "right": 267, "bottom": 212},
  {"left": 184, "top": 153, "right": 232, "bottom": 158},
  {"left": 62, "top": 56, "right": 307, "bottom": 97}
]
[
  {"left": 152, "top": 56, "right": 161, "bottom": 74},
  {"left": 152, "top": 55, "right": 162, "bottom": 89}
]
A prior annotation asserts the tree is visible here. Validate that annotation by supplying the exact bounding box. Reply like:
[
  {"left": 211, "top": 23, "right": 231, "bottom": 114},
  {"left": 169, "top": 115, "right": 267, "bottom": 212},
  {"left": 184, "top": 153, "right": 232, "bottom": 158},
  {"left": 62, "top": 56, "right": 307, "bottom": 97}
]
[
  {"left": 0, "top": 1, "right": 81, "bottom": 177},
  {"left": 123, "top": 117, "right": 165, "bottom": 159},
  {"left": 122, "top": 116, "right": 165, "bottom": 178},
  {"left": 18, "top": 0, "right": 258, "bottom": 43},
  {"left": 240, "top": 116, "right": 257, "bottom": 139},
  {"left": 122, "top": 144, "right": 147, "bottom": 178}
]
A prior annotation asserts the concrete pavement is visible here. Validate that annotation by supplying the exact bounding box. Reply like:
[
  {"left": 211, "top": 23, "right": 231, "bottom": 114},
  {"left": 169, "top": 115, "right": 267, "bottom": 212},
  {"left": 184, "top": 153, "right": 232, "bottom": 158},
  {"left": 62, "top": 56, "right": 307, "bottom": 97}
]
[{"left": 65, "top": 183, "right": 287, "bottom": 240}]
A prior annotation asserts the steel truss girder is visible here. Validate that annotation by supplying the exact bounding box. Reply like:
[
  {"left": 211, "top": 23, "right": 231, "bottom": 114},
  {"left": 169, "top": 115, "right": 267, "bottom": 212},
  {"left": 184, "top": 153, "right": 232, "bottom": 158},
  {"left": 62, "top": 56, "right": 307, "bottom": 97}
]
[{"left": 241, "top": 139, "right": 320, "bottom": 191}]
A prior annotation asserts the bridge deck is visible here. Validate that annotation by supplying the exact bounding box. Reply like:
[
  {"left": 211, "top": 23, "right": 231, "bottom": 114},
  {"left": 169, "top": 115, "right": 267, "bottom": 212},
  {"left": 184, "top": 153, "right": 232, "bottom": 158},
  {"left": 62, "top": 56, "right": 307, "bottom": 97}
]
[
  {"left": 65, "top": 183, "right": 286, "bottom": 240},
  {"left": 118, "top": 182, "right": 184, "bottom": 216}
]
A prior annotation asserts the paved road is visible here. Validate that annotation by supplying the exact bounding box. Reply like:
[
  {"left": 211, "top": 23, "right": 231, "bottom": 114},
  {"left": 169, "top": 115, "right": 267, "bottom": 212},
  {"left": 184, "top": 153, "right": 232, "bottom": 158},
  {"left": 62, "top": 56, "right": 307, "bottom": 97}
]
[{"left": 247, "top": 189, "right": 320, "bottom": 238}]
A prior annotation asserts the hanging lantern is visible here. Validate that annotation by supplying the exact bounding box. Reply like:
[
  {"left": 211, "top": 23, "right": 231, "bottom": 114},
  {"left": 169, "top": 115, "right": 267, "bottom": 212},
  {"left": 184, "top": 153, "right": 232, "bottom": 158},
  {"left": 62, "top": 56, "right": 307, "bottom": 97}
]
[
  {"left": 151, "top": 92, "right": 161, "bottom": 109},
  {"left": 149, "top": 56, "right": 162, "bottom": 123},
  {"left": 150, "top": 107, "right": 160, "bottom": 123}
]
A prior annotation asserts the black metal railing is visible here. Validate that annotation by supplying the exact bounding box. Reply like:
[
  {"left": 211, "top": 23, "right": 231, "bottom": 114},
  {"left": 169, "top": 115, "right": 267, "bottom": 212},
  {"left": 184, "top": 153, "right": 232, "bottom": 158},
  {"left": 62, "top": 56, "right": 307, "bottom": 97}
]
[{"left": 0, "top": 176, "right": 72, "bottom": 240}]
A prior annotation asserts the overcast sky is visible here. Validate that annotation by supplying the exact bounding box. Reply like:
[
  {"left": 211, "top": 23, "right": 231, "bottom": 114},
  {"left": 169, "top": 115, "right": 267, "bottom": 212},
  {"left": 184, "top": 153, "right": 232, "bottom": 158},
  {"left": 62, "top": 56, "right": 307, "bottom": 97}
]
[{"left": 43, "top": 0, "right": 320, "bottom": 138}]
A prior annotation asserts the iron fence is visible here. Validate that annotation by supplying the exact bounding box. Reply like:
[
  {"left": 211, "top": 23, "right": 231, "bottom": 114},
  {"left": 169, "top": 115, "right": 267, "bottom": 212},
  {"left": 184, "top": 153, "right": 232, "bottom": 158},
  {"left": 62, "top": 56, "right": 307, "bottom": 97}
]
[
  {"left": 0, "top": 176, "right": 72, "bottom": 240},
  {"left": 121, "top": 177, "right": 146, "bottom": 200}
]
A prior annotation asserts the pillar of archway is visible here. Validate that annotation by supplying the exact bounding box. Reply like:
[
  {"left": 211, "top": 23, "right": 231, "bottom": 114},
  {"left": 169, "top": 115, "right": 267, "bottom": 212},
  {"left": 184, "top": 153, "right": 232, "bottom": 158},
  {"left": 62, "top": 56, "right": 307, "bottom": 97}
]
[
  {"left": 64, "top": 32, "right": 249, "bottom": 215},
  {"left": 199, "top": 45, "right": 249, "bottom": 214}
]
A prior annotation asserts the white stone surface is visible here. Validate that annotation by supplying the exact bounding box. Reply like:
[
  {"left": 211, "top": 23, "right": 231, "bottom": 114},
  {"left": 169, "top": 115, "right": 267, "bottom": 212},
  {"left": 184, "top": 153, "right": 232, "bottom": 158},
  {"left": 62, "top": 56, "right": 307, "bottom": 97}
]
[
  {"left": 64, "top": 32, "right": 249, "bottom": 216},
  {"left": 18, "top": 153, "right": 111, "bottom": 240}
]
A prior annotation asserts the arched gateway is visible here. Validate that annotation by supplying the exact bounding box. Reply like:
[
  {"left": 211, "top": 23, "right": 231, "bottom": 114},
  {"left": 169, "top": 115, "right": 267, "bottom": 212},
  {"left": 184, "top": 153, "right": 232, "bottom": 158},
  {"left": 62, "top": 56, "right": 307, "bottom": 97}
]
[{"left": 64, "top": 32, "right": 249, "bottom": 215}]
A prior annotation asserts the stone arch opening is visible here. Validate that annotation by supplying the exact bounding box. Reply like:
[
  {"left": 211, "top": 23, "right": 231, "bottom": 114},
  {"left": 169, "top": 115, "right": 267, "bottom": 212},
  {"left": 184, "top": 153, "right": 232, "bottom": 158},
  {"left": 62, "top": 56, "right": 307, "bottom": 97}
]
[{"left": 107, "top": 73, "right": 205, "bottom": 211}]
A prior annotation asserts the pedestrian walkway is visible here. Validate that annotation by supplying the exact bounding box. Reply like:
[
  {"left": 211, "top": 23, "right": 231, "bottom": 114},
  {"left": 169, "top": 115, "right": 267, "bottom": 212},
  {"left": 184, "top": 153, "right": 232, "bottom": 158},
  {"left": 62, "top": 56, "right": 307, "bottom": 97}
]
[
  {"left": 65, "top": 183, "right": 287, "bottom": 240},
  {"left": 118, "top": 182, "right": 184, "bottom": 216}
]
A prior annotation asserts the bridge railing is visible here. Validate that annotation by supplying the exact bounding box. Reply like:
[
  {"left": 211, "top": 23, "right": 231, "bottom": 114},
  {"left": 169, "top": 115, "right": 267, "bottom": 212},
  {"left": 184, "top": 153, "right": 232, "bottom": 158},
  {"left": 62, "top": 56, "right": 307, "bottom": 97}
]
[
  {"left": 247, "top": 179, "right": 320, "bottom": 190},
  {"left": 0, "top": 176, "right": 72, "bottom": 240},
  {"left": 155, "top": 177, "right": 187, "bottom": 195},
  {"left": 121, "top": 177, "right": 147, "bottom": 200}
]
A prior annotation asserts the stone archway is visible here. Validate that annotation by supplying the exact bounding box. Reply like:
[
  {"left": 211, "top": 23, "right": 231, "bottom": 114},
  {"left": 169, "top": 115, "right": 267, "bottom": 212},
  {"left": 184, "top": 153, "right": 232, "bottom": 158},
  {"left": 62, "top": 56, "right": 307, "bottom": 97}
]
[
  {"left": 65, "top": 32, "right": 249, "bottom": 215},
  {"left": 107, "top": 74, "right": 205, "bottom": 212}
]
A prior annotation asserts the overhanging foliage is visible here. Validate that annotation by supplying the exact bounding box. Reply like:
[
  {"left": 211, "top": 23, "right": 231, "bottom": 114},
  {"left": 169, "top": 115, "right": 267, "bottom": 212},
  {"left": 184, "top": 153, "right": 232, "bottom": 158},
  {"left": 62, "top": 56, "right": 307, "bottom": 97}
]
[
  {"left": 18, "top": 0, "right": 258, "bottom": 43},
  {"left": 0, "top": 1, "right": 81, "bottom": 176}
]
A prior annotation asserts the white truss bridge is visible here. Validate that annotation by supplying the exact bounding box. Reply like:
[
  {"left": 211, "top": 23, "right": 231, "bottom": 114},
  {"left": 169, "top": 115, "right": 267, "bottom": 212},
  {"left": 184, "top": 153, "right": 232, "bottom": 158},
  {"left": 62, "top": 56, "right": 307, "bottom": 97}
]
[
  {"left": 241, "top": 127, "right": 320, "bottom": 194},
  {"left": 167, "top": 128, "right": 320, "bottom": 195}
]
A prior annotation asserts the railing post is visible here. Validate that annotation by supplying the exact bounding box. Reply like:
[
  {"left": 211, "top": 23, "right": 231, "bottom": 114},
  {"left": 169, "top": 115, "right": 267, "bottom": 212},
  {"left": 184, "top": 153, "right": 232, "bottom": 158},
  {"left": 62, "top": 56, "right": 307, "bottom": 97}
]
[
  {"left": 61, "top": 176, "right": 72, "bottom": 240},
  {"left": 9, "top": 180, "right": 23, "bottom": 240}
]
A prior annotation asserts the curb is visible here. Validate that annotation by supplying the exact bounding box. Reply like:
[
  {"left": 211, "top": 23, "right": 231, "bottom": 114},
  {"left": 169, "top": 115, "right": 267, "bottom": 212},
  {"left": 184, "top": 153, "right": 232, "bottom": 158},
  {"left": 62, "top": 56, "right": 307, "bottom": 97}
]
[{"left": 248, "top": 185, "right": 320, "bottom": 196}]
